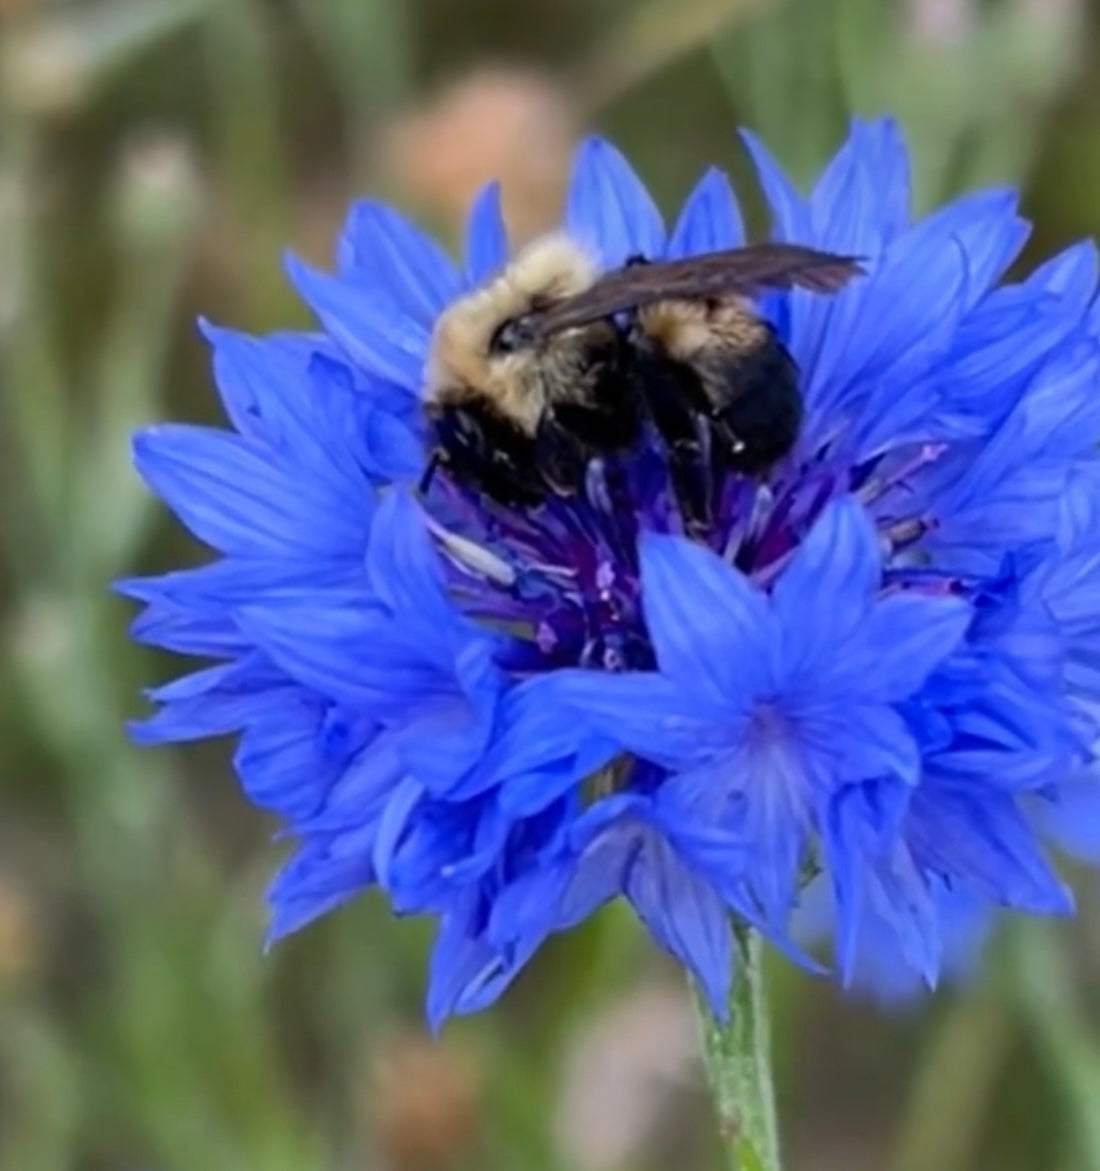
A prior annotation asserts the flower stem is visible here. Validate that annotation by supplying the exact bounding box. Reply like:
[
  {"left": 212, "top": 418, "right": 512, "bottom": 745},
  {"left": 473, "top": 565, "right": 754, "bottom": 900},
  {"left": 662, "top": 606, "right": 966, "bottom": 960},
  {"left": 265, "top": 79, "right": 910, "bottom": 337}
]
[{"left": 693, "top": 926, "right": 781, "bottom": 1171}]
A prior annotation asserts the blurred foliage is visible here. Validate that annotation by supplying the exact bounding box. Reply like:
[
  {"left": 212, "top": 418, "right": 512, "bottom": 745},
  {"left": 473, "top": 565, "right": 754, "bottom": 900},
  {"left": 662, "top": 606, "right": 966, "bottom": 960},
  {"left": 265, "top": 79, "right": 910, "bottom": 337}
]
[{"left": 2, "top": 1, "right": 1100, "bottom": 1169}]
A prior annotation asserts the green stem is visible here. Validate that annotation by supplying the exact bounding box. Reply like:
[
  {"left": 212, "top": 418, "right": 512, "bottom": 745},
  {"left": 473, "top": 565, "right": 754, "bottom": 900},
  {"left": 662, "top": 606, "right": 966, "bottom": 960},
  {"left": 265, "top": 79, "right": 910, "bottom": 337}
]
[{"left": 694, "top": 927, "right": 781, "bottom": 1171}]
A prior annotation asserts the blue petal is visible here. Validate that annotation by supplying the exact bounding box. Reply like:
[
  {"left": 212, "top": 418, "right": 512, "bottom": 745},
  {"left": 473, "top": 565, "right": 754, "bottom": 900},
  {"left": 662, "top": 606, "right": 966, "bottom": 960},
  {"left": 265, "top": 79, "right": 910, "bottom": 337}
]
[
  {"left": 820, "top": 786, "right": 869, "bottom": 983},
  {"left": 132, "top": 424, "right": 369, "bottom": 558},
  {"left": 1034, "top": 775, "right": 1100, "bottom": 863},
  {"left": 337, "top": 200, "right": 461, "bottom": 324},
  {"left": 1058, "top": 460, "right": 1100, "bottom": 549},
  {"left": 821, "top": 593, "right": 972, "bottom": 702},
  {"left": 865, "top": 846, "right": 940, "bottom": 988},
  {"left": 199, "top": 321, "right": 329, "bottom": 441},
  {"left": 809, "top": 118, "right": 910, "bottom": 254},
  {"left": 131, "top": 665, "right": 297, "bottom": 744},
  {"left": 285, "top": 254, "right": 427, "bottom": 389},
  {"left": 801, "top": 197, "right": 1023, "bottom": 443},
  {"left": 739, "top": 130, "right": 811, "bottom": 242},
  {"left": 426, "top": 904, "right": 526, "bottom": 1031},
  {"left": 566, "top": 137, "right": 665, "bottom": 267},
  {"left": 117, "top": 556, "right": 365, "bottom": 608},
  {"left": 846, "top": 117, "right": 911, "bottom": 242},
  {"left": 771, "top": 496, "right": 879, "bottom": 665},
  {"left": 143, "top": 657, "right": 256, "bottom": 702},
  {"left": 128, "top": 604, "right": 247, "bottom": 657},
  {"left": 202, "top": 330, "right": 380, "bottom": 504},
  {"left": 798, "top": 704, "right": 921, "bottom": 787},
  {"left": 1028, "top": 239, "right": 1099, "bottom": 307},
  {"left": 488, "top": 863, "right": 576, "bottom": 949},
  {"left": 547, "top": 670, "right": 737, "bottom": 767},
  {"left": 364, "top": 490, "right": 447, "bottom": 620},
  {"left": 235, "top": 592, "right": 438, "bottom": 709},
  {"left": 639, "top": 532, "right": 772, "bottom": 703},
  {"left": 396, "top": 688, "right": 499, "bottom": 797},
  {"left": 488, "top": 800, "right": 643, "bottom": 948},
  {"left": 911, "top": 788, "right": 1073, "bottom": 914},
  {"left": 372, "top": 775, "right": 425, "bottom": 888},
  {"left": 829, "top": 782, "right": 918, "bottom": 983},
  {"left": 355, "top": 395, "right": 425, "bottom": 483},
  {"left": 265, "top": 835, "right": 376, "bottom": 941},
  {"left": 919, "top": 287, "right": 1079, "bottom": 442},
  {"left": 298, "top": 732, "right": 404, "bottom": 831},
  {"left": 305, "top": 352, "right": 424, "bottom": 486},
  {"left": 463, "top": 182, "right": 510, "bottom": 283},
  {"left": 688, "top": 738, "right": 809, "bottom": 923},
  {"left": 666, "top": 168, "right": 745, "bottom": 258},
  {"left": 495, "top": 751, "right": 612, "bottom": 819},
  {"left": 480, "top": 679, "right": 620, "bottom": 813},
  {"left": 233, "top": 704, "right": 332, "bottom": 819},
  {"left": 624, "top": 832, "right": 734, "bottom": 1019},
  {"left": 928, "top": 189, "right": 1030, "bottom": 309},
  {"left": 480, "top": 677, "right": 613, "bottom": 785}
]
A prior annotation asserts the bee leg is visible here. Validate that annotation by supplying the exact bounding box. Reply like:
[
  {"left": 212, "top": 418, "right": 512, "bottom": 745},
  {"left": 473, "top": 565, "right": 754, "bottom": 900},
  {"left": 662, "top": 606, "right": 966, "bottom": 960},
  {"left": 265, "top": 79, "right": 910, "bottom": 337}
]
[
  {"left": 435, "top": 403, "right": 544, "bottom": 506},
  {"left": 633, "top": 353, "right": 714, "bottom": 534},
  {"left": 418, "top": 449, "right": 444, "bottom": 495},
  {"left": 534, "top": 413, "right": 591, "bottom": 496},
  {"left": 552, "top": 396, "right": 640, "bottom": 452},
  {"left": 665, "top": 437, "right": 713, "bottom": 537}
]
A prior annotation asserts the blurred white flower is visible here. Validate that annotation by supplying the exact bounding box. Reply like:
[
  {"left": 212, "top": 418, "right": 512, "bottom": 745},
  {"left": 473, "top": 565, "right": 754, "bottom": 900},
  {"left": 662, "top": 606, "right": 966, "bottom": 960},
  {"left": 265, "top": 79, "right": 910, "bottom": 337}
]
[
  {"left": 112, "top": 133, "right": 204, "bottom": 250},
  {"left": 379, "top": 66, "right": 576, "bottom": 243},
  {"left": 902, "top": 0, "right": 976, "bottom": 46},
  {"left": 554, "top": 983, "right": 697, "bottom": 1171}
]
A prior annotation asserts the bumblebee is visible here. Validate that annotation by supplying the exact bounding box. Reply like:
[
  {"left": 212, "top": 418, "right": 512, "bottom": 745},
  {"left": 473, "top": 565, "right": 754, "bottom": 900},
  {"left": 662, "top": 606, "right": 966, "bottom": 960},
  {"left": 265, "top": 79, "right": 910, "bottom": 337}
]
[{"left": 422, "top": 233, "right": 861, "bottom": 529}]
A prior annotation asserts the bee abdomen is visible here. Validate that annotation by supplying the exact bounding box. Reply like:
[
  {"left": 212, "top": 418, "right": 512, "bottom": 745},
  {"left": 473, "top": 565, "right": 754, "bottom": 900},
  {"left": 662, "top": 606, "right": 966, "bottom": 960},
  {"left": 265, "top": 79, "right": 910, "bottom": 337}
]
[{"left": 702, "top": 335, "right": 802, "bottom": 475}]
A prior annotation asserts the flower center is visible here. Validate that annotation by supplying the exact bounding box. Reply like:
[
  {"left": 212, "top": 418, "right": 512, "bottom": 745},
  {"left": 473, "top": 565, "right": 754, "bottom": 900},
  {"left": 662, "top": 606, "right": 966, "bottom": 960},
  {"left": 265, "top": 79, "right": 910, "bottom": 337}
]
[
  {"left": 426, "top": 403, "right": 956, "bottom": 673},
  {"left": 576, "top": 555, "right": 654, "bottom": 671}
]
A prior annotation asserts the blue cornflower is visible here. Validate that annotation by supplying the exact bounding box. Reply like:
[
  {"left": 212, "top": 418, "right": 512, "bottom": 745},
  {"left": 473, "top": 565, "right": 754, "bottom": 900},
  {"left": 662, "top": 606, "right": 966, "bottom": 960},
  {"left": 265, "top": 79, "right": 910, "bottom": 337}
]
[{"left": 123, "top": 118, "right": 1100, "bottom": 1024}]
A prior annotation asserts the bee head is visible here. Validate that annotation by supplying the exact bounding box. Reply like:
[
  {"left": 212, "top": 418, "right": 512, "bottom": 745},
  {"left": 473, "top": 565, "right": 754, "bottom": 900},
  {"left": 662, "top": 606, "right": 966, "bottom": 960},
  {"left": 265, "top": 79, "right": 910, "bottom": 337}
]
[
  {"left": 488, "top": 314, "right": 538, "bottom": 355},
  {"left": 424, "top": 232, "right": 603, "bottom": 431}
]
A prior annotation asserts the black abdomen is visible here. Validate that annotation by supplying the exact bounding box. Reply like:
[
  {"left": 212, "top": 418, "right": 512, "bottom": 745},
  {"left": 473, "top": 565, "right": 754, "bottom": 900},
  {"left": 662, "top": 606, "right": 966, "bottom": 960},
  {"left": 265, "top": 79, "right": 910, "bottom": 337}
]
[
  {"left": 636, "top": 328, "right": 802, "bottom": 477},
  {"left": 706, "top": 334, "right": 802, "bottom": 475},
  {"left": 630, "top": 325, "right": 802, "bottom": 532}
]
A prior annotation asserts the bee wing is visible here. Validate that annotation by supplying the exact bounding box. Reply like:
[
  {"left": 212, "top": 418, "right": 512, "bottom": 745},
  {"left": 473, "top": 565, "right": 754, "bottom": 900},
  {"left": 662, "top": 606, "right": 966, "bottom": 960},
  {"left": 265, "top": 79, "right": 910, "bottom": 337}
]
[{"left": 530, "top": 244, "right": 863, "bottom": 336}]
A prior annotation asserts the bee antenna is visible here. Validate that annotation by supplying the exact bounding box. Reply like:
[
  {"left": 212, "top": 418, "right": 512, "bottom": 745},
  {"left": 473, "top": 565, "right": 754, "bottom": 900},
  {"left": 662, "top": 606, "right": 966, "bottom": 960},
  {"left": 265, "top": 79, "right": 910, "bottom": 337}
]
[{"left": 419, "top": 450, "right": 443, "bottom": 496}]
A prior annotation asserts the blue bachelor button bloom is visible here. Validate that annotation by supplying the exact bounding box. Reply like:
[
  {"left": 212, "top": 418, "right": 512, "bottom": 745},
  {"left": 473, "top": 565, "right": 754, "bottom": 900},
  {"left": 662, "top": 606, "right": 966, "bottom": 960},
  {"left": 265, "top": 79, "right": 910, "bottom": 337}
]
[
  {"left": 122, "top": 118, "right": 1100, "bottom": 1024},
  {"left": 543, "top": 497, "right": 984, "bottom": 984}
]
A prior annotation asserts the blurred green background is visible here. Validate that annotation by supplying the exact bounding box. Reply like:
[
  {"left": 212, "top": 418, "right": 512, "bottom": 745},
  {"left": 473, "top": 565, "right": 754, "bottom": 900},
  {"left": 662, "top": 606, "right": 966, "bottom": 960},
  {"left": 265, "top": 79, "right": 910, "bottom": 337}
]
[{"left": 3, "top": 0, "right": 1100, "bottom": 1168}]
